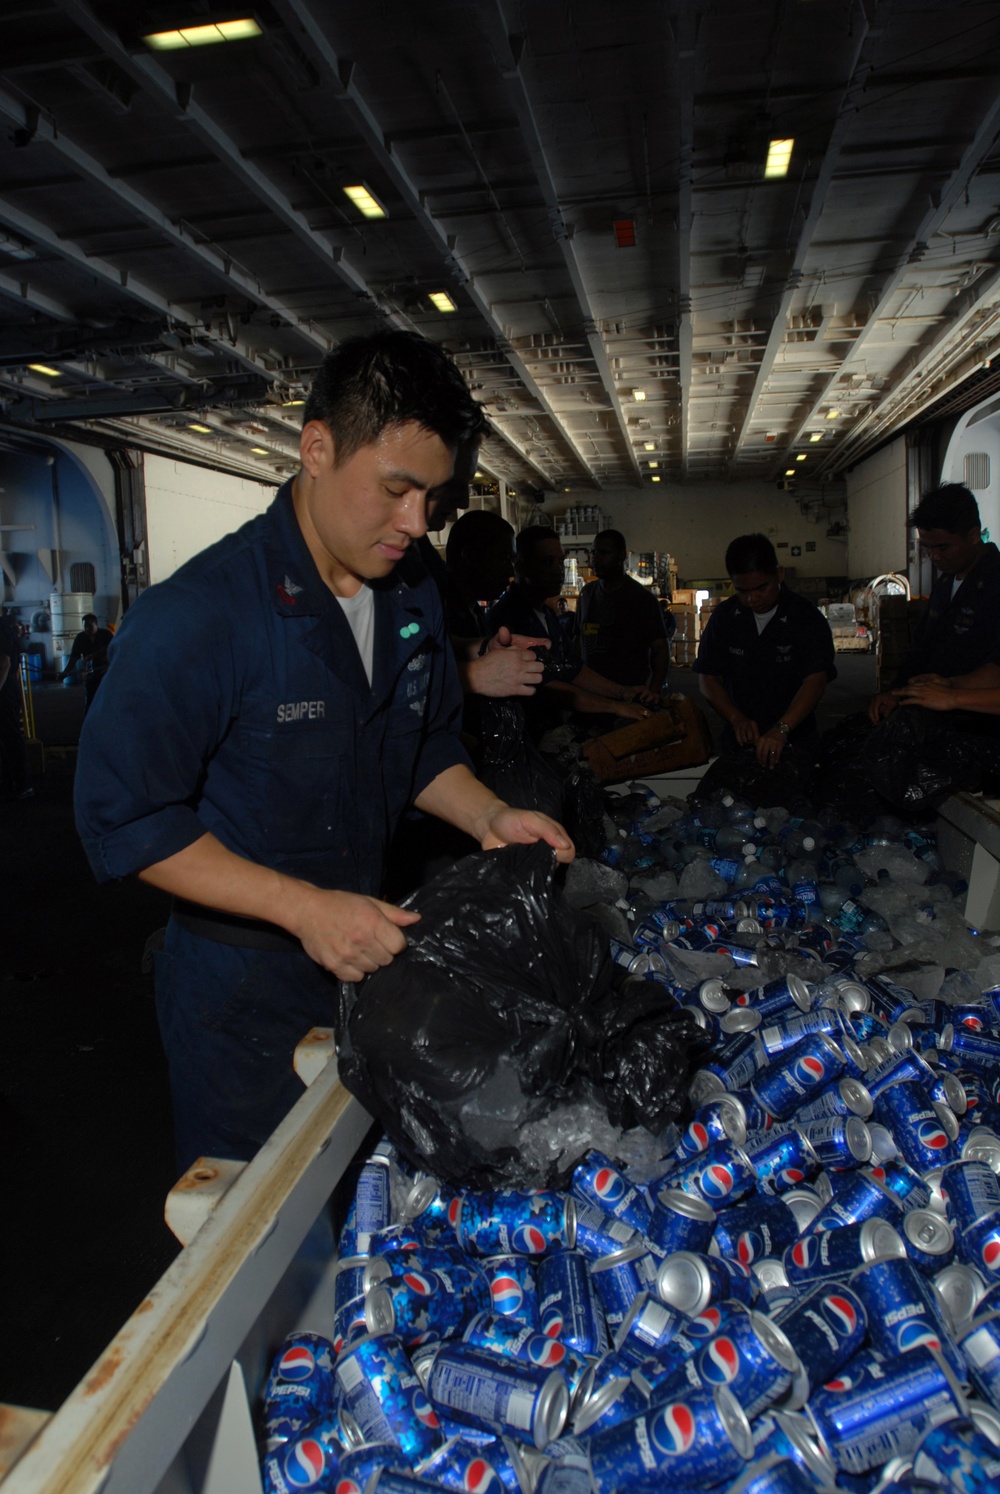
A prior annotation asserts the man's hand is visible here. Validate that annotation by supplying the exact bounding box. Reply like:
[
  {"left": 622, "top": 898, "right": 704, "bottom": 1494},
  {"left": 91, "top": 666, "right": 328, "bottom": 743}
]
[
  {"left": 908, "top": 673, "right": 951, "bottom": 687},
  {"left": 291, "top": 886, "right": 421, "bottom": 983},
  {"left": 730, "top": 712, "right": 760, "bottom": 747},
  {"left": 476, "top": 805, "right": 575, "bottom": 864},
  {"left": 620, "top": 683, "right": 662, "bottom": 707},
  {"left": 468, "top": 646, "right": 545, "bottom": 697},
  {"left": 894, "top": 682, "right": 956, "bottom": 712},
  {"left": 869, "top": 692, "right": 898, "bottom": 724},
  {"left": 756, "top": 726, "right": 787, "bottom": 767},
  {"left": 487, "top": 625, "right": 551, "bottom": 654}
]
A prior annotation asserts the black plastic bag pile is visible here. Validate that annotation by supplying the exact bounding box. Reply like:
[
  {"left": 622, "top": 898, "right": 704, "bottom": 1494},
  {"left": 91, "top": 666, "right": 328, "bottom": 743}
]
[{"left": 335, "top": 842, "right": 706, "bottom": 1190}]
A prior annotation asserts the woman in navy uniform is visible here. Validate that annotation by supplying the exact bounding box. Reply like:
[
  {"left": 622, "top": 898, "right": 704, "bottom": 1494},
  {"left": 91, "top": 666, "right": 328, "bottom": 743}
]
[{"left": 74, "top": 333, "right": 574, "bottom": 1169}]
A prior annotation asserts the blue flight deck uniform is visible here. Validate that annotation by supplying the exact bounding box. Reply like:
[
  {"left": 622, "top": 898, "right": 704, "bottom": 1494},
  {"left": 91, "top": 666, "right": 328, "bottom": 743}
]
[
  {"left": 894, "top": 541, "right": 1000, "bottom": 689},
  {"left": 75, "top": 481, "right": 468, "bottom": 1167},
  {"left": 694, "top": 584, "right": 836, "bottom": 746}
]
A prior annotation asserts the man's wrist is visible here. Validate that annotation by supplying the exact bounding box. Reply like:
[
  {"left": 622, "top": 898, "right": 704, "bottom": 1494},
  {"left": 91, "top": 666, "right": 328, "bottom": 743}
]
[{"left": 775, "top": 721, "right": 791, "bottom": 736}]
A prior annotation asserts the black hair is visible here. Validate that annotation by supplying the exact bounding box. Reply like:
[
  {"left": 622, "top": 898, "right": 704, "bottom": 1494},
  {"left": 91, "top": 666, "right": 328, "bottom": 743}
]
[
  {"left": 82, "top": 612, "right": 98, "bottom": 626},
  {"left": 445, "top": 509, "right": 513, "bottom": 567},
  {"left": 725, "top": 532, "right": 779, "bottom": 575},
  {"left": 594, "top": 528, "right": 626, "bottom": 551},
  {"left": 302, "top": 330, "right": 488, "bottom": 466},
  {"left": 910, "top": 484, "right": 981, "bottom": 535},
  {"left": 514, "top": 525, "right": 561, "bottom": 560}
]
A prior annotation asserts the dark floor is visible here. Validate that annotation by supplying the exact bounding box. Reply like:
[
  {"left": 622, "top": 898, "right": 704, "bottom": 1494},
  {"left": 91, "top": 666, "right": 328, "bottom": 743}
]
[{"left": 0, "top": 658, "right": 876, "bottom": 1415}]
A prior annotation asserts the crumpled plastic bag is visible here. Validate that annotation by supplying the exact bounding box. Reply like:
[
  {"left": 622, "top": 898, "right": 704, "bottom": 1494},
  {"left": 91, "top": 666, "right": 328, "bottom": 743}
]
[
  {"left": 336, "top": 842, "right": 706, "bottom": 1189},
  {"left": 864, "top": 706, "right": 1000, "bottom": 813}
]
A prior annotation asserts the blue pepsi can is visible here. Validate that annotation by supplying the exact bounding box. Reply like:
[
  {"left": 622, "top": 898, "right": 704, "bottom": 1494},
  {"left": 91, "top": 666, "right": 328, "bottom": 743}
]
[
  {"left": 873, "top": 1082, "right": 961, "bottom": 1171},
  {"left": 366, "top": 1267, "right": 489, "bottom": 1346},
  {"left": 369, "top": 1226, "right": 425, "bottom": 1260},
  {"left": 659, "top": 1140, "right": 756, "bottom": 1209},
  {"left": 659, "top": 1308, "right": 800, "bottom": 1419},
  {"left": 751, "top": 1034, "right": 846, "bottom": 1120},
  {"left": 851, "top": 1256, "right": 964, "bottom": 1377},
  {"left": 940, "top": 1023, "right": 1000, "bottom": 1073},
  {"left": 403, "top": 1178, "right": 462, "bottom": 1246},
  {"left": 570, "top": 1200, "right": 640, "bottom": 1260},
  {"left": 866, "top": 1159, "right": 933, "bottom": 1212},
  {"left": 806, "top": 1344, "right": 966, "bottom": 1474},
  {"left": 959, "top": 1313, "right": 1000, "bottom": 1408},
  {"left": 613, "top": 1292, "right": 689, "bottom": 1365},
  {"left": 751, "top": 1412, "right": 837, "bottom": 1489},
  {"left": 672, "top": 1098, "right": 748, "bottom": 1159},
  {"left": 537, "top": 1251, "right": 609, "bottom": 1357},
  {"left": 336, "top": 1442, "right": 407, "bottom": 1489},
  {"left": 786, "top": 1216, "right": 905, "bottom": 1286},
  {"left": 480, "top": 1256, "right": 539, "bottom": 1326},
  {"left": 863, "top": 1048, "right": 937, "bottom": 1100},
  {"left": 461, "top": 1311, "right": 576, "bottom": 1376},
  {"left": 912, "top": 1417, "right": 1000, "bottom": 1493},
  {"left": 656, "top": 1250, "right": 756, "bottom": 1314},
  {"left": 736, "top": 976, "right": 812, "bottom": 1021},
  {"left": 865, "top": 975, "right": 918, "bottom": 1026},
  {"left": 958, "top": 1209, "right": 1000, "bottom": 1279},
  {"left": 263, "top": 1333, "right": 336, "bottom": 1449},
  {"left": 335, "top": 1334, "right": 443, "bottom": 1466},
  {"left": 457, "top": 1192, "right": 573, "bottom": 1258},
  {"left": 807, "top": 1168, "right": 905, "bottom": 1234},
  {"left": 743, "top": 1126, "right": 819, "bottom": 1194},
  {"left": 902, "top": 1208, "right": 956, "bottom": 1273},
  {"left": 587, "top": 1385, "right": 753, "bottom": 1490},
  {"left": 770, "top": 1284, "right": 867, "bottom": 1406},
  {"left": 793, "top": 1115, "right": 872, "bottom": 1171},
  {"left": 415, "top": 1439, "right": 507, "bottom": 1494},
  {"left": 755, "top": 1010, "right": 844, "bottom": 1062},
  {"left": 571, "top": 1153, "right": 651, "bottom": 1233},
  {"left": 589, "top": 1251, "right": 644, "bottom": 1333},
  {"left": 713, "top": 1193, "right": 804, "bottom": 1268},
  {"left": 426, "top": 1343, "right": 569, "bottom": 1449},
  {"left": 794, "top": 1077, "right": 874, "bottom": 1124},
  {"left": 363, "top": 1245, "right": 472, "bottom": 1294},
  {"left": 571, "top": 1350, "right": 649, "bottom": 1437},
  {"left": 261, "top": 1418, "right": 340, "bottom": 1494},
  {"left": 941, "top": 1160, "right": 1000, "bottom": 1233},
  {"left": 645, "top": 1189, "right": 717, "bottom": 1257},
  {"left": 354, "top": 1150, "right": 393, "bottom": 1254}
]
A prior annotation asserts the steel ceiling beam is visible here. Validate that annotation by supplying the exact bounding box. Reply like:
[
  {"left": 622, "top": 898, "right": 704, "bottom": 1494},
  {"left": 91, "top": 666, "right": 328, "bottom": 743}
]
[
  {"left": 730, "top": 1, "right": 887, "bottom": 465},
  {"left": 0, "top": 83, "right": 334, "bottom": 355},
  {"left": 269, "top": 0, "right": 600, "bottom": 487},
  {"left": 51, "top": 0, "right": 388, "bottom": 313},
  {"left": 0, "top": 268, "right": 76, "bottom": 323},
  {"left": 776, "top": 75, "right": 1000, "bottom": 475},
  {"left": 671, "top": 8, "right": 697, "bottom": 479},
  {"left": 483, "top": 0, "right": 644, "bottom": 486}
]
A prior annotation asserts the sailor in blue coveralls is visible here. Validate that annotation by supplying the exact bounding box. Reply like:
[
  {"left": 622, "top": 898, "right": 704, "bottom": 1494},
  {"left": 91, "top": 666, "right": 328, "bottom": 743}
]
[{"left": 74, "top": 332, "right": 574, "bottom": 1170}]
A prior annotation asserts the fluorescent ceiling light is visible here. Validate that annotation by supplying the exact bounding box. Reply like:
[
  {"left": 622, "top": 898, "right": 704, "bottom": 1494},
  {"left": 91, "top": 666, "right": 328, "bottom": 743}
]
[
  {"left": 282, "top": 398, "right": 305, "bottom": 407},
  {"left": 764, "top": 138, "right": 794, "bottom": 179},
  {"left": 144, "top": 18, "right": 261, "bottom": 49},
  {"left": 796, "top": 453, "right": 807, "bottom": 462},
  {"left": 809, "top": 432, "right": 823, "bottom": 443},
  {"left": 188, "top": 422, "right": 213, "bottom": 433},
  {"left": 651, "top": 475, "right": 661, "bottom": 483},
  {"left": 632, "top": 389, "right": 647, "bottom": 402},
  {"left": 428, "top": 291, "right": 457, "bottom": 313},
  {"left": 826, "top": 409, "right": 840, "bottom": 419},
  {"left": 28, "top": 363, "right": 60, "bottom": 377},
  {"left": 643, "top": 441, "right": 656, "bottom": 451},
  {"left": 343, "top": 184, "right": 386, "bottom": 220},
  {"left": 250, "top": 447, "right": 269, "bottom": 455},
  {"left": 649, "top": 462, "right": 659, "bottom": 470},
  {"left": 785, "top": 469, "right": 796, "bottom": 476}
]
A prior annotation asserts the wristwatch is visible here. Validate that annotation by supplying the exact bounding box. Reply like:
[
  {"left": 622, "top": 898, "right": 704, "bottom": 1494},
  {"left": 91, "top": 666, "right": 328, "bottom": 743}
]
[{"left": 776, "top": 721, "right": 791, "bottom": 735}]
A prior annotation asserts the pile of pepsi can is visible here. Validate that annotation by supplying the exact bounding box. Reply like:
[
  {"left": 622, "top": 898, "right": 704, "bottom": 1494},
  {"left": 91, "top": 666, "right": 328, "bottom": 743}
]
[{"left": 259, "top": 785, "right": 1000, "bottom": 1494}]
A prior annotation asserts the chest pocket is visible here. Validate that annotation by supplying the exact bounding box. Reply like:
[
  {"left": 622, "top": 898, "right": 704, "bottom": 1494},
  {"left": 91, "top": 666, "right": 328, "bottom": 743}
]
[{"left": 240, "top": 719, "right": 352, "bottom": 860}]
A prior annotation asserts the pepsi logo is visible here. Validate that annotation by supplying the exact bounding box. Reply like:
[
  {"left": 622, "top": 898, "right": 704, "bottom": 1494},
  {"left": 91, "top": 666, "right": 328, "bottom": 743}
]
[
  {"left": 794, "top": 1055, "right": 827, "bottom": 1087},
  {"left": 824, "top": 1375, "right": 854, "bottom": 1392},
  {"left": 512, "top": 1225, "right": 549, "bottom": 1255},
  {"left": 869, "top": 1166, "right": 887, "bottom": 1181},
  {"left": 688, "top": 1307, "right": 722, "bottom": 1338},
  {"left": 982, "top": 1237, "right": 1000, "bottom": 1272},
  {"left": 283, "top": 1438, "right": 326, "bottom": 1489},
  {"left": 402, "top": 1272, "right": 435, "bottom": 1297},
  {"left": 448, "top": 1199, "right": 463, "bottom": 1229},
  {"left": 413, "top": 1391, "right": 441, "bottom": 1429},
  {"left": 791, "top": 1237, "right": 817, "bottom": 1269},
  {"left": 699, "top": 1164, "right": 734, "bottom": 1200},
  {"left": 464, "top": 1460, "right": 501, "bottom": 1494},
  {"left": 490, "top": 1275, "right": 524, "bottom": 1314},
  {"left": 962, "top": 1015, "right": 985, "bottom": 1031},
  {"left": 277, "top": 1345, "right": 316, "bottom": 1381},
  {"left": 822, "top": 1295, "right": 860, "bottom": 1337},
  {"left": 541, "top": 1314, "right": 563, "bottom": 1338},
  {"left": 778, "top": 1168, "right": 805, "bottom": 1186},
  {"left": 686, "top": 1123, "right": 710, "bottom": 1153},
  {"left": 916, "top": 1121, "right": 951, "bottom": 1152},
  {"left": 896, "top": 1322, "right": 940, "bottom": 1353},
  {"left": 736, "top": 993, "right": 750, "bottom": 1006},
  {"left": 528, "top": 1338, "right": 566, "bottom": 1368},
  {"left": 736, "top": 1231, "right": 760, "bottom": 1266},
  {"left": 650, "top": 1403, "right": 697, "bottom": 1455},
  {"left": 701, "top": 1336, "right": 740, "bottom": 1384},
  {"left": 593, "top": 1167, "right": 626, "bottom": 1204}
]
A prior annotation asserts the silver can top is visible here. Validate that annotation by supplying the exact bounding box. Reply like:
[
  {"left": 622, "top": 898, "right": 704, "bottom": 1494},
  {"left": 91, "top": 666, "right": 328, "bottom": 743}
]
[
  {"left": 933, "top": 1100, "right": 961, "bottom": 1142},
  {"left": 840, "top": 1078, "right": 874, "bottom": 1118},
  {"left": 861, "top": 1218, "right": 905, "bottom": 1262},
  {"left": 787, "top": 974, "right": 812, "bottom": 1012},
  {"left": 714, "top": 1385, "right": 754, "bottom": 1463},
  {"left": 867, "top": 1122, "right": 898, "bottom": 1165},
  {"left": 962, "top": 1125, "right": 1000, "bottom": 1172},
  {"left": 752, "top": 1258, "right": 790, "bottom": 1292},
  {"left": 655, "top": 1251, "right": 711, "bottom": 1314},
  {"left": 845, "top": 1116, "right": 874, "bottom": 1162},
  {"left": 571, "top": 1370, "right": 632, "bottom": 1436},
  {"left": 363, "top": 1284, "right": 397, "bottom": 1336},
  {"left": 835, "top": 982, "right": 871, "bottom": 1015},
  {"left": 887, "top": 1021, "right": 913, "bottom": 1053},
  {"left": 363, "top": 1255, "right": 393, "bottom": 1292},
  {"left": 782, "top": 1188, "right": 824, "bottom": 1231},
  {"left": 655, "top": 1188, "right": 717, "bottom": 1223},
  {"left": 533, "top": 1370, "right": 570, "bottom": 1450},
  {"left": 749, "top": 1312, "right": 801, "bottom": 1375},
  {"left": 939, "top": 1071, "right": 968, "bottom": 1117},
  {"left": 720, "top": 1006, "right": 762, "bottom": 1034},
  {"left": 934, "top": 1261, "right": 986, "bottom": 1336},
  {"left": 700, "top": 979, "right": 731, "bottom": 1015},
  {"left": 903, "top": 1207, "right": 955, "bottom": 1258}
]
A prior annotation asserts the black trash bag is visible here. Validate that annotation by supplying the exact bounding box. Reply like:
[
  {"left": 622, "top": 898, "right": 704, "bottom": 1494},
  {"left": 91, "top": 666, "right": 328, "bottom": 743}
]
[
  {"left": 694, "top": 743, "right": 816, "bottom": 807},
  {"left": 863, "top": 706, "right": 1000, "bottom": 814},
  {"left": 587, "top": 978, "right": 714, "bottom": 1135},
  {"left": 335, "top": 842, "right": 704, "bottom": 1189},
  {"left": 810, "top": 712, "right": 884, "bottom": 821},
  {"left": 560, "top": 765, "right": 609, "bottom": 861}
]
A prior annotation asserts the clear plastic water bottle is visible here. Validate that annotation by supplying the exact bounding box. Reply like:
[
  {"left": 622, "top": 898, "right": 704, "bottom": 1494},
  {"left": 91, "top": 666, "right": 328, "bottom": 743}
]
[{"left": 787, "top": 859, "right": 821, "bottom": 907}]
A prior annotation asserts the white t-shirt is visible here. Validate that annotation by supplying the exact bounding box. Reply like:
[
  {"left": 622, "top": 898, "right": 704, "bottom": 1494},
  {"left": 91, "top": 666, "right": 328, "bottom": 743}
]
[
  {"left": 336, "top": 584, "right": 375, "bottom": 684},
  {"left": 753, "top": 604, "right": 778, "bottom": 634}
]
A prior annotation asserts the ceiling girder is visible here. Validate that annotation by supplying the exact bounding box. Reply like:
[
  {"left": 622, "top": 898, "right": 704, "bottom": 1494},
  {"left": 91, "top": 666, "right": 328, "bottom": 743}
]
[
  {"left": 5, "top": 372, "right": 271, "bottom": 423},
  {"left": 269, "top": 0, "right": 600, "bottom": 487},
  {"left": 672, "top": 8, "right": 697, "bottom": 479}
]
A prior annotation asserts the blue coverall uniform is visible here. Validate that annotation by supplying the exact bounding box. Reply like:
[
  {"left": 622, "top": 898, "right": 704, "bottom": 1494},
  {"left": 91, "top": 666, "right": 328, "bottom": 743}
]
[{"left": 74, "top": 481, "right": 468, "bottom": 1167}]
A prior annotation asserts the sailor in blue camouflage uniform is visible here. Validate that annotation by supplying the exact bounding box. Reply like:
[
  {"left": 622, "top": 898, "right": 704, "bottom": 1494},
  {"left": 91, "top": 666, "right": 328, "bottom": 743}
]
[{"left": 74, "top": 332, "right": 574, "bottom": 1169}]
